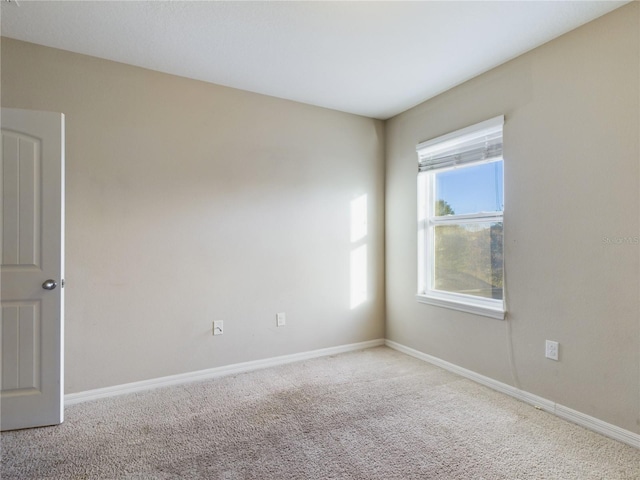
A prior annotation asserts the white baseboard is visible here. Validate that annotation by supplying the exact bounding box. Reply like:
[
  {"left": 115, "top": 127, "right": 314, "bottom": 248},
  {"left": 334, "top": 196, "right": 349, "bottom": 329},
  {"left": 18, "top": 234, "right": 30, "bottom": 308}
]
[
  {"left": 65, "top": 337, "right": 639, "bottom": 449},
  {"left": 385, "top": 339, "right": 640, "bottom": 449},
  {"left": 64, "top": 339, "right": 385, "bottom": 406}
]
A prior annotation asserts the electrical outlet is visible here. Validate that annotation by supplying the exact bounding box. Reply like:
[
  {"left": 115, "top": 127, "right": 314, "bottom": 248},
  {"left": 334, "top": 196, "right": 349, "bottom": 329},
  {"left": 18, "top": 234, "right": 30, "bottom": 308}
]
[
  {"left": 276, "top": 312, "right": 286, "bottom": 327},
  {"left": 213, "top": 320, "right": 223, "bottom": 336},
  {"left": 545, "top": 340, "right": 559, "bottom": 360}
]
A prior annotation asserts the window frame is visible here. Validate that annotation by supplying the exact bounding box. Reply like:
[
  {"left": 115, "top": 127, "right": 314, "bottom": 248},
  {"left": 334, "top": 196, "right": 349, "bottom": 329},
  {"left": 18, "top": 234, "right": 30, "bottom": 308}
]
[{"left": 416, "top": 117, "right": 506, "bottom": 320}]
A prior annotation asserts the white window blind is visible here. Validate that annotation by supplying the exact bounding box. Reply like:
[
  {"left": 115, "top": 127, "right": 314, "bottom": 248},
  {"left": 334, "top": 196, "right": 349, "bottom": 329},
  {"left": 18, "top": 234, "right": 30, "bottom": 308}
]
[{"left": 417, "top": 115, "right": 504, "bottom": 173}]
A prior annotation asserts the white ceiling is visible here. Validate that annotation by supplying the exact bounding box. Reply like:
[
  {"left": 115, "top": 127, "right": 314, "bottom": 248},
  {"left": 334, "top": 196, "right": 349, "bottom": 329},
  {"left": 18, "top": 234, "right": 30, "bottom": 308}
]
[{"left": 0, "top": 0, "right": 629, "bottom": 119}]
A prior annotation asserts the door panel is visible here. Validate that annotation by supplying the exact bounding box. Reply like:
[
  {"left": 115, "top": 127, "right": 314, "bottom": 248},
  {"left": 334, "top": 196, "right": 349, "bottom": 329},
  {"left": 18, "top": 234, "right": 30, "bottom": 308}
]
[
  {"left": 1, "top": 108, "right": 64, "bottom": 431},
  {"left": 2, "top": 133, "right": 42, "bottom": 267},
  {"left": 2, "top": 302, "right": 41, "bottom": 393}
]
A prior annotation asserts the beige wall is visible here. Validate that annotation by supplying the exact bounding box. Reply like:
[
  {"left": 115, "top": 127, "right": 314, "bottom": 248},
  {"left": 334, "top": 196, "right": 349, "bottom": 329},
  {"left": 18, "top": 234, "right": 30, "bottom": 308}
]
[
  {"left": 386, "top": 3, "right": 640, "bottom": 433},
  {"left": 1, "top": 38, "right": 386, "bottom": 393}
]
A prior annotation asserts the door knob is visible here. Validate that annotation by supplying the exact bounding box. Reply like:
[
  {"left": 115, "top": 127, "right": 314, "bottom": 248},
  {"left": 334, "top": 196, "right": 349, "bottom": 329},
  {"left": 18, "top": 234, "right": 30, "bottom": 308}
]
[{"left": 42, "top": 279, "right": 57, "bottom": 290}]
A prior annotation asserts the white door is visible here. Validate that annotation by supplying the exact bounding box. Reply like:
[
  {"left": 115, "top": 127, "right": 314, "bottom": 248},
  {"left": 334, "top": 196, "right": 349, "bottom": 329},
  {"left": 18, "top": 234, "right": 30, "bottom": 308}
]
[{"left": 1, "top": 108, "right": 65, "bottom": 431}]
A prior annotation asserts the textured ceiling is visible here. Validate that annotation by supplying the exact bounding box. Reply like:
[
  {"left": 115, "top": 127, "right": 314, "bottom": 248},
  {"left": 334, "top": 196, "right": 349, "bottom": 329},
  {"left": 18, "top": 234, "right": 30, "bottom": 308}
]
[{"left": 0, "top": 1, "right": 629, "bottom": 119}]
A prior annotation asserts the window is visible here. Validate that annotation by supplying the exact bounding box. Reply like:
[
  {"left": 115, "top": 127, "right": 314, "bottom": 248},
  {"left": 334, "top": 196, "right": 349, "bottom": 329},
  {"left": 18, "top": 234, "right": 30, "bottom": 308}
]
[{"left": 416, "top": 116, "right": 505, "bottom": 319}]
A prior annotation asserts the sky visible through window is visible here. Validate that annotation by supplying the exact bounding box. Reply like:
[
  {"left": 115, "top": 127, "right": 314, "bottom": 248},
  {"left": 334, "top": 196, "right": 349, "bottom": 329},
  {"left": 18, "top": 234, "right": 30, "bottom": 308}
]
[{"left": 435, "top": 161, "right": 503, "bottom": 216}]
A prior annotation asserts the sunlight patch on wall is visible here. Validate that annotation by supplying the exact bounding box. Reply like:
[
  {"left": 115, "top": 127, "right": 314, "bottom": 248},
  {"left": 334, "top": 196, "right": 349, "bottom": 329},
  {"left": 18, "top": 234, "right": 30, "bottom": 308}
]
[
  {"left": 350, "top": 194, "right": 367, "bottom": 242},
  {"left": 350, "top": 194, "right": 368, "bottom": 309}
]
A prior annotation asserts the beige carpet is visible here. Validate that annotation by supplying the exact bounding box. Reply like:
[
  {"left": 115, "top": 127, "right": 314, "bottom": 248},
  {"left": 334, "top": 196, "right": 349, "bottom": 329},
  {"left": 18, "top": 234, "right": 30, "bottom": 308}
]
[{"left": 1, "top": 347, "right": 638, "bottom": 479}]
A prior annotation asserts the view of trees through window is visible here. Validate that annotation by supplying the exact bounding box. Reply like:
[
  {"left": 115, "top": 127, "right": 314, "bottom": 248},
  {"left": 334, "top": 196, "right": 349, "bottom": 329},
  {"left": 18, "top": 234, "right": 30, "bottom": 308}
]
[{"left": 433, "top": 200, "right": 503, "bottom": 300}]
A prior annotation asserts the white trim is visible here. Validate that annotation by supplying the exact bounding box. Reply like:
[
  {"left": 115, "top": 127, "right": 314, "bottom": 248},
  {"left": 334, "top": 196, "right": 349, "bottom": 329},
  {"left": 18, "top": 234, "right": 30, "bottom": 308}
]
[
  {"left": 385, "top": 340, "right": 640, "bottom": 449},
  {"left": 416, "top": 293, "right": 505, "bottom": 320},
  {"left": 417, "top": 123, "right": 505, "bottom": 317},
  {"left": 430, "top": 212, "right": 503, "bottom": 224},
  {"left": 59, "top": 113, "right": 66, "bottom": 425},
  {"left": 64, "top": 339, "right": 385, "bottom": 406}
]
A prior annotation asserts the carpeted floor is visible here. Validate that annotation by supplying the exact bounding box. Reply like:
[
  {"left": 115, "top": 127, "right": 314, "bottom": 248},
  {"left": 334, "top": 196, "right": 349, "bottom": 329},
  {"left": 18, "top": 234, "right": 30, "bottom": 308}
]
[{"left": 1, "top": 346, "right": 639, "bottom": 479}]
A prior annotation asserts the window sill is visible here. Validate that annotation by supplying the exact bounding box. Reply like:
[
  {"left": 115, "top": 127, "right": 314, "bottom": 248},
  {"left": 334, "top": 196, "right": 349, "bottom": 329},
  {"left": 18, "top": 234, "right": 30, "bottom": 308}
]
[{"left": 416, "top": 293, "right": 506, "bottom": 320}]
